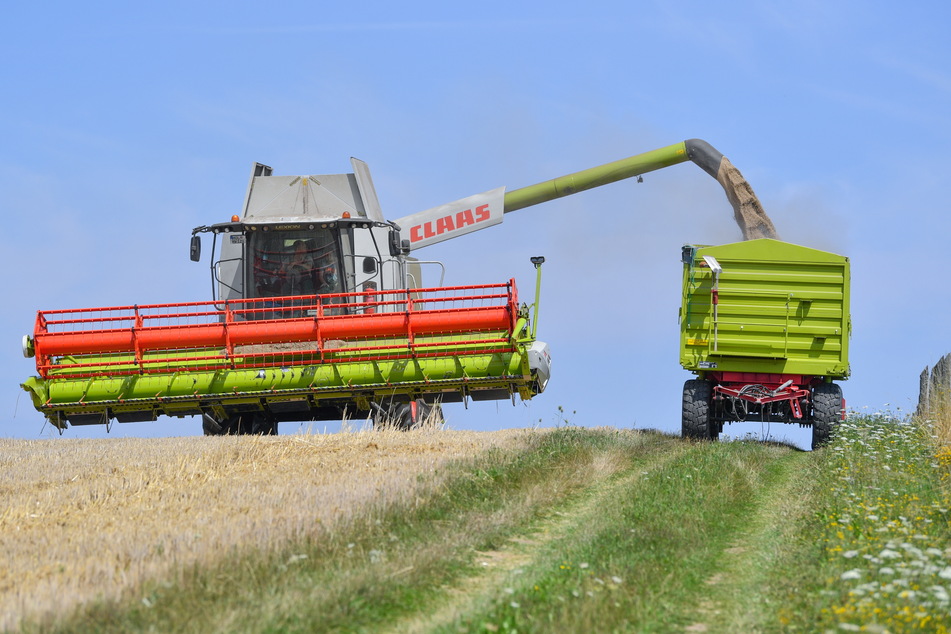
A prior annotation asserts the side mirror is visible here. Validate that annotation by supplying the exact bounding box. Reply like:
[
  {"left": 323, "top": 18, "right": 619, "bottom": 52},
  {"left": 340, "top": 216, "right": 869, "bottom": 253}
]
[
  {"left": 362, "top": 257, "right": 377, "bottom": 274},
  {"left": 190, "top": 235, "right": 201, "bottom": 262},
  {"left": 388, "top": 230, "right": 402, "bottom": 257}
]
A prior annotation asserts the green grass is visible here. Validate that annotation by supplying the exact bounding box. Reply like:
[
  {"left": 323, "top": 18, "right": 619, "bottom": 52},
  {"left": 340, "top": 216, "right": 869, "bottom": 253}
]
[
  {"left": 771, "top": 412, "right": 951, "bottom": 632},
  {"left": 438, "top": 438, "right": 805, "bottom": 633},
  {"left": 15, "top": 417, "right": 951, "bottom": 633}
]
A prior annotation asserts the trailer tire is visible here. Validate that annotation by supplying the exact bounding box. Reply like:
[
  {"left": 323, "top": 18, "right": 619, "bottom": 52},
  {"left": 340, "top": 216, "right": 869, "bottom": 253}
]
[
  {"left": 811, "top": 383, "right": 842, "bottom": 450},
  {"left": 682, "top": 379, "right": 715, "bottom": 441}
]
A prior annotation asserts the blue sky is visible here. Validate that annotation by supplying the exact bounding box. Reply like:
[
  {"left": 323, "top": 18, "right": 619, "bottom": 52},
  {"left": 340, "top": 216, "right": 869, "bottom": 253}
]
[{"left": 3, "top": 1, "right": 949, "bottom": 447}]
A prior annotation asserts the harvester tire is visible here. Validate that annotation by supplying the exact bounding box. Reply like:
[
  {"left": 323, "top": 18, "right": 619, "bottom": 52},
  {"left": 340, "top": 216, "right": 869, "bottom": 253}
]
[
  {"left": 250, "top": 414, "right": 278, "bottom": 435},
  {"left": 372, "top": 400, "right": 444, "bottom": 431},
  {"left": 202, "top": 415, "right": 224, "bottom": 436},
  {"left": 682, "top": 379, "right": 715, "bottom": 441},
  {"left": 202, "top": 414, "right": 253, "bottom": 435},
  {"left": 811, "top": 383, "right": 842, "bottom": 450}
]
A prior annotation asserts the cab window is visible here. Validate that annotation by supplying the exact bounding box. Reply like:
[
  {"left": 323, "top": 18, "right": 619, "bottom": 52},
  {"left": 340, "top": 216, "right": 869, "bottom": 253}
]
[{"left": 249, "top": 229, "right": 342, "bottom": 299}]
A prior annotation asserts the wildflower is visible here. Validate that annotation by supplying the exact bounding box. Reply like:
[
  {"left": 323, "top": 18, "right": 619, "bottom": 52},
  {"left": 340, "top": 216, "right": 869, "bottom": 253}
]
[
  {"left": 843, "top": 550, "right": 859, "bottom": 559},
  {"left": 840, "top": 569, "right": 862, "bottom": 580}
]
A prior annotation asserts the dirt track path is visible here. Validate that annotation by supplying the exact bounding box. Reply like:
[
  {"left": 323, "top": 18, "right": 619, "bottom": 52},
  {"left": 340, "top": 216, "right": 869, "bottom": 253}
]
[
  {"left": 382, "top": 436, "right": 810, "bottom": 634},
  {"left": 384, "top": 438, "right": 693, "bottom": 634},
  {"left": 685, "top": 450, "right": 811, "bottom": 632}
]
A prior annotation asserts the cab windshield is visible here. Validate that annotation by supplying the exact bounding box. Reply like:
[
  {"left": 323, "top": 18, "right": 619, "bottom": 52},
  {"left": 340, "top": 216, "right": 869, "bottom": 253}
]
[{"left": 249, "top": 228, "right": 343, "bottom": 299}]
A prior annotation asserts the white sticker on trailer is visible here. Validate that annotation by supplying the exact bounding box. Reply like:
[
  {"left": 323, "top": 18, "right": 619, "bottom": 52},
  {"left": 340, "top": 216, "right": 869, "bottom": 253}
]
[{"left": 396, "top": 187, "right": 506, "bottom": 250}]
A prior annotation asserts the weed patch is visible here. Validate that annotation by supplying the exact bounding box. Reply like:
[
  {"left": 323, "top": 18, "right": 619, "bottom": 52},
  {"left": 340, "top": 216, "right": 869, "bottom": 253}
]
[{"left": 777, "top": 412, "right": 951, "bottom": 632}]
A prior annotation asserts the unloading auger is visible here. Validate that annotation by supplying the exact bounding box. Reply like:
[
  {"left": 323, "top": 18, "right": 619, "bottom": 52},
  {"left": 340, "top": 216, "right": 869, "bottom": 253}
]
[{"left": 20, "top": 140, "right": 762, "bottom": 434}]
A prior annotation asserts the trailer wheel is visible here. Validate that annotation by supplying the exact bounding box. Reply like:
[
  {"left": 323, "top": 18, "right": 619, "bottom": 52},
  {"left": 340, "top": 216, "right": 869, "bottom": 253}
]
[
  {"left": 811, "top": 383, "right": 842, "bottom": 450},
  {"left": 682, "top": 379, "right": 715, "bottom": 441}
]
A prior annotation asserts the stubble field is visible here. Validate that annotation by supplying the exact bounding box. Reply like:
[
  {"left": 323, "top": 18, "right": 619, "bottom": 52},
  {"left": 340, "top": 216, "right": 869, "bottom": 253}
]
[{"left": 0, "top": 427, "right": 539, "bottom": 631}]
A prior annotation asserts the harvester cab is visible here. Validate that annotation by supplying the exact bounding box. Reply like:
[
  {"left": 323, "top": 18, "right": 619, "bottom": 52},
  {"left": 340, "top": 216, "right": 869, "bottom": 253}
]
[{"left": 190, "top": 160, "right": 410, "bottom": 308}]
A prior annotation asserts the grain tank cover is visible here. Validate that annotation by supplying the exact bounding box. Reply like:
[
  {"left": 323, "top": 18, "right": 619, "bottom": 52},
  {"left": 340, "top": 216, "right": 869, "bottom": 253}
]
[
  {"left": 680, "top": 239, "right": 850, "bottom": 379},
  {"left": 240, "top": 159, "right": 383, "bottom": 222}
]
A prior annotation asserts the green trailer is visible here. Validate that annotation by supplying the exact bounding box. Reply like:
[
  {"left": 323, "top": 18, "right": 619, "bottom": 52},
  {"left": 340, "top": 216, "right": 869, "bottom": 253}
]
[{"left": 679, "top": 239, "right": 850, "bottom": 449}]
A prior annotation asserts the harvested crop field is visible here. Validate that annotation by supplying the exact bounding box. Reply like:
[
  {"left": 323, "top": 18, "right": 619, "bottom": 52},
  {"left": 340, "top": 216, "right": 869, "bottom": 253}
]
[{"left": 0, "top": 427, "right": 541, "bottom": 631}]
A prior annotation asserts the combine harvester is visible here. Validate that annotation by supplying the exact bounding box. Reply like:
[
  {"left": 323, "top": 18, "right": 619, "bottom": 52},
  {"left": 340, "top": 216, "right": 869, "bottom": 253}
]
[{"left": 20, "top": 139, "right": 846, "bottom": 442}]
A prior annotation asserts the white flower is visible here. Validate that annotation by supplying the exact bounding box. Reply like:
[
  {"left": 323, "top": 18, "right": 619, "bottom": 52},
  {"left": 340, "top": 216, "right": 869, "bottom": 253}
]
[
  {"left": 879, "top": 567, "right": 895, "bottom": 575},
  {"left": 611, "top": 576, "right": 623, "bottom": 584},
  {"left": 840, "top": 569, "right": 862, "bottom": 580},
  {"left": 843, "top": 550, "right": 859, "bottom": 559},
  {"left": 938, "top": 567, "right": 951, "bottom": 579},
  {"left": 879, "top": 549, "right": 901, "bottom": 559}
]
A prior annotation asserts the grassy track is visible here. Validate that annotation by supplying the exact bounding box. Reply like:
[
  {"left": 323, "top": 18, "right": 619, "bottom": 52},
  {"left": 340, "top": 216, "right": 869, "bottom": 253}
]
[{"left": 15, "top": 416, "right": 951, "bottom": 633}]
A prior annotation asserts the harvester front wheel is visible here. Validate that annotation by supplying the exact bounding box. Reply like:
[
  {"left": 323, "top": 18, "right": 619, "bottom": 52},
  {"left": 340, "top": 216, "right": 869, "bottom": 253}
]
[
  {"left": 202, "top": 413, "right": 277, "bottom": 435},
  {"left": 372, "top": 400, "right": 444, "bottom": 430},
  {"left": 811, "top": 383, "right": 842, "bottom": 450},
  {"left": 682, "top": 379, "right": 716, "bottom": 441},
  {"left": 202, "top": 415, "right": 224, "bottom": 436},
  {"left": 250, "top": 414, "right": 278, "bottom": 435}
]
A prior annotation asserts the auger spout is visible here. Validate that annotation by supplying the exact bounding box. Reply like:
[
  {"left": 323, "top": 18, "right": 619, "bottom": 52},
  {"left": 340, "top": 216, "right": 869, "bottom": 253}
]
[{"left": 502, "top": 139, "right": 778, "bottom": 240}]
